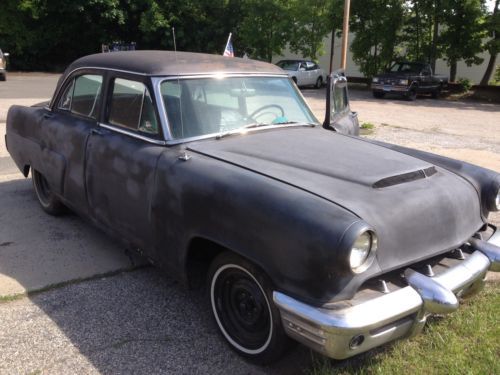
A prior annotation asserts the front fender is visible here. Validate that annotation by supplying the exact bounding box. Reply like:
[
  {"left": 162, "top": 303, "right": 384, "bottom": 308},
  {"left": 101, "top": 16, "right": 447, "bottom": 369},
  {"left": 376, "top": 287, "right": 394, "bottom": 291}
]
[{"left": 151, "top": 150, "right": 369, "bottom": 306}]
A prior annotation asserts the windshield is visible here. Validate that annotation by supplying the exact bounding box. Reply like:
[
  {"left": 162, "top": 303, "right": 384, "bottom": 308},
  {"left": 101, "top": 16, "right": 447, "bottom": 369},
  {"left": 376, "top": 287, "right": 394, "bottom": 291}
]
[
  {"left": 161, "top": 76, "right": 318, "bottom": 139},
  {"left": 389, "top": 63, "right": 422, "bottom": 73},
  {"left": 276, "top": 61, "right": 299, "bottom": 71}
]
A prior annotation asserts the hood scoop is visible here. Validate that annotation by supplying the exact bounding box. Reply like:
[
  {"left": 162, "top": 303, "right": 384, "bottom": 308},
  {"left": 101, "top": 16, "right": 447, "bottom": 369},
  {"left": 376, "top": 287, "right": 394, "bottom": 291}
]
[{"left": 373, "top": 166, "right": 437, "bottom": 189}]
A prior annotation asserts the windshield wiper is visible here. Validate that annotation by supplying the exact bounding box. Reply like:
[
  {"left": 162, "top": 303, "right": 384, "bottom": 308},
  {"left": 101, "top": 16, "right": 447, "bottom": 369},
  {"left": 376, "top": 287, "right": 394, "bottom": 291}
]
[{"left": 216, "top": 121, "right": 317, "bottom": 140}]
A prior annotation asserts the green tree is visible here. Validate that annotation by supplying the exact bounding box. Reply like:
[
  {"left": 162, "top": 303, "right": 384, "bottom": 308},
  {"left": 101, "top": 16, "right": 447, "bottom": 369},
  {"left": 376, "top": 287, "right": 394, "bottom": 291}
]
[
  {"left": 350, "top": 0, "right": 405, "bottom": 79},
  {"left": 479, "top": 0, "right": 499, "bottom": 85},
  {"left": 287, "top": 0, "right": 342, "bottom": 61},
  {"left": 237, "top": 0, "right": 292, "bottom": 62},
  {"left": 440, "top": 0, "right": 487, "bottom": 82}
]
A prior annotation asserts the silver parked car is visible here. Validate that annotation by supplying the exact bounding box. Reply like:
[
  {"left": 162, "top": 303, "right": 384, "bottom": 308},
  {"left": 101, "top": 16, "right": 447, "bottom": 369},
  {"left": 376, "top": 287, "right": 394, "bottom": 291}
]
[
  {"left": 276, "top": 59, "right": 325, "bottom": 88},
  {"left": 0, "top": 49, "right": 9, "bottom": 81}
]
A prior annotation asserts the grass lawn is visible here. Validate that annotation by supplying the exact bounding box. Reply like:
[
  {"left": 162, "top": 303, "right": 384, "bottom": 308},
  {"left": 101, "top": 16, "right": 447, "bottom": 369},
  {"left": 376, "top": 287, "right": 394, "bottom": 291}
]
[{"left": 309, "top": 281, "right": 499, "bottom": 375}]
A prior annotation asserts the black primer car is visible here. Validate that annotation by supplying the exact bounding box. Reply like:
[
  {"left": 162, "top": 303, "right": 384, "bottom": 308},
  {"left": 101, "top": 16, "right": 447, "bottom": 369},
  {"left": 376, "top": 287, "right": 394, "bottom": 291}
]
[
  {"left": 372, "top": 61, "right": 448, "bottom": 100},
  {"left": 5, "top": 51, "right": 500, "bottom": 364}
]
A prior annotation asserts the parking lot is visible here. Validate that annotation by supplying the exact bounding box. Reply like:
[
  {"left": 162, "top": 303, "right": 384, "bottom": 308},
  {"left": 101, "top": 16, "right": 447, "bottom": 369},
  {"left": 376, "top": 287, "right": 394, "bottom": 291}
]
[{"left": 0, "top": 73, "right": 499, "bottom": 374}]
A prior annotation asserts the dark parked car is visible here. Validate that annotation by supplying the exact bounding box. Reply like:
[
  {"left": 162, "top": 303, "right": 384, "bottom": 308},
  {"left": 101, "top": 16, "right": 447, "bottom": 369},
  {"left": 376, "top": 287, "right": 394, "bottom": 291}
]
[
  {"left": 372, "top": 61, "right": 448, "bottom": 100},
  {"left": 5, "top": 51, "right": 500, "bottom": 364},
  {"left": 0, "top": 49, "right": 9, "bottom": 81}
]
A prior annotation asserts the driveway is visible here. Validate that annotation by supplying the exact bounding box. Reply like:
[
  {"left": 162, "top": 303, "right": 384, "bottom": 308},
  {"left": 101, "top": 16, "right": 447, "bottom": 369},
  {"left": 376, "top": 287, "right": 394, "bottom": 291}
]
[{"left": 0, "top": 74, "right": 499, "bottom": 374}]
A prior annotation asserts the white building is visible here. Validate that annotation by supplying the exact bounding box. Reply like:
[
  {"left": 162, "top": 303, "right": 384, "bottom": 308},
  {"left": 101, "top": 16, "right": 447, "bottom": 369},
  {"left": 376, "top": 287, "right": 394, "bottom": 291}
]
[{"left": 274, "top": 32, "right": 495, "bottom": 84}]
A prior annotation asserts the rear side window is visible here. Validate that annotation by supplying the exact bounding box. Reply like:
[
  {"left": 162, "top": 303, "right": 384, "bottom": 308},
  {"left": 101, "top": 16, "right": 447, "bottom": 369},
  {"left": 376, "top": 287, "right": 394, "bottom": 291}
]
[
  {"left": 108, "top": 78, "right": 158, "bottom": 134},
  {"left": 58, "top": 74, "right": 103, "bottom": 119}
]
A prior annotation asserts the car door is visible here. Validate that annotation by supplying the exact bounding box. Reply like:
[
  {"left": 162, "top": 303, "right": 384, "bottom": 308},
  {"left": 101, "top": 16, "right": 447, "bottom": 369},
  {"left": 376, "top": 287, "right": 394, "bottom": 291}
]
[
  {"left": 306, "top": 62, "right": 317, "bottom": 84},
  {"left": 297, "top": 62, "right": 308, "bottom": 85},
  {"left": 39, "top": 71, "right": 104, "bottom": 214},
  {"left": 419, "top": 65, "right": 432, "bottom": 91},
  {"left": 85, "top": 74, "right": 165, "bottom": 249}
]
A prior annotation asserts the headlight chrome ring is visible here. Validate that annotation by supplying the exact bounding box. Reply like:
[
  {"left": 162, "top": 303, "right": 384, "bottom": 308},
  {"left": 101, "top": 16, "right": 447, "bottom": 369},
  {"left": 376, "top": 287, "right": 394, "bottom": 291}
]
[
  {"left": 350, "top": 230, "right": 378, "bottom": 273},
  {"left": 495, "top": 189, "right": 500, "bottom": 211}
]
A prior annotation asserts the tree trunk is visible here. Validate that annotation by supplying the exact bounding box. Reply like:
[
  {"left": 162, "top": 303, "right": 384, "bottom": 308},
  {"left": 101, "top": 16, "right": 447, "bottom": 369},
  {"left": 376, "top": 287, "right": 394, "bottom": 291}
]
[
  {"left": 430, "top": 0, "right": 440, "bottom": 72},
  {"left": 479, "top": 52, "right": 497, "bottom": 86},
  {"left": 479, "top": 0, "right": 499, "bottom": 85},
  {"left": 450, "top": 60, "right": 457, "bottom": 82}
]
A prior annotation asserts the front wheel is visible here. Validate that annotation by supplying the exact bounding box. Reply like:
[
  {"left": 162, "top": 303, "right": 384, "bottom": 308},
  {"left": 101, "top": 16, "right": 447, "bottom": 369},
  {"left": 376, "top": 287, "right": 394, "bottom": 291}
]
[
  {"left": 406, "top": 87, "right": 417, "bottom": 101},
  {"left": 208, "top": 252, "right": 292, "bottom": 364},
  {"left": 32, "top": 169, "right": 66, "bottom": 215},
  {"left": 372, "top": 91, "right": 385, "bottom": 99}
]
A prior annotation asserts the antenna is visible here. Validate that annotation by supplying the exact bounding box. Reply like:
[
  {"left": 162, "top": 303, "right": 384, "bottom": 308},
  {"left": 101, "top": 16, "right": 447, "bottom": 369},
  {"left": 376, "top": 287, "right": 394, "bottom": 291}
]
[{"left": 172, "top": 27, "right": 185, "bottom": 138}]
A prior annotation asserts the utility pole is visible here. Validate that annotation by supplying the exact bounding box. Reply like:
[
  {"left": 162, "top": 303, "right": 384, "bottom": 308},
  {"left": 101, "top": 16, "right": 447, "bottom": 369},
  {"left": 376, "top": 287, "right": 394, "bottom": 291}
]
[
  {"left": 329, "top": 29, "right": 335, "bottom": 74},
  {"left": 340, "top": 0, "right": 351, "bottom": 70}
]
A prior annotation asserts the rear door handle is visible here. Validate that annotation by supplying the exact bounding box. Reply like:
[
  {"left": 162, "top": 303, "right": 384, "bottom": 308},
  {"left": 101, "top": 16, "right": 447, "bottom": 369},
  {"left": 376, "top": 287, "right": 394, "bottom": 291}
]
[{"left": 43, "top": 112, "right": 53, "bottom": 119}]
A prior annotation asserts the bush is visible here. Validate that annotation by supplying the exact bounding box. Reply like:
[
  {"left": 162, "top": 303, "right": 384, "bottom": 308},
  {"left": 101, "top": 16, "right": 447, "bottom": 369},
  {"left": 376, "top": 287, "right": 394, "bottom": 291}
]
[
  {"left": 457, "top": 77, "right": 472, "bottom": 92},
  {"left": 491, "top": 65, "right": 500, "bottom": 85}
]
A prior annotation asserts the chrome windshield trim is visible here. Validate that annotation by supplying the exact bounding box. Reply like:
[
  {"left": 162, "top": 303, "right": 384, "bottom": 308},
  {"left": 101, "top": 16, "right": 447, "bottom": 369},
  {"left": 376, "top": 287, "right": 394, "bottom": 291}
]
[
  {"left": 165, "top": 123, "right": 318, "bottom": 146},
  {"left": 158, "top": 73, "right": 288, "bottom": 80},
  {"left": 155, "top": 74, "right": 318, "bottom": 143},
  {"left": 98, "top": 123, "right": 167, "bottom": 145}
]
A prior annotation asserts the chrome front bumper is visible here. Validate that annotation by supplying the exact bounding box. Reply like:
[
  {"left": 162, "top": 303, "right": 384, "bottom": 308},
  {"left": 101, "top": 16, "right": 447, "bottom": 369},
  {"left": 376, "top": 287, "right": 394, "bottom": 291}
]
[
  {"left": 372, "top": 84, "right": 409, "bottom": 93},
  {"left": 273, "top": 227, "right": 500, "bottom": 360}
]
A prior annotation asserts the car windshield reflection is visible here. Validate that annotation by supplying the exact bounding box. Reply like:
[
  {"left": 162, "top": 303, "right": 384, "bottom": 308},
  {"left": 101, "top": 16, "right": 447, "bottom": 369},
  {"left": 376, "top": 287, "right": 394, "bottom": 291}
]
[{"left": 160, "top": 76, "right": 318, "bottom": 139}]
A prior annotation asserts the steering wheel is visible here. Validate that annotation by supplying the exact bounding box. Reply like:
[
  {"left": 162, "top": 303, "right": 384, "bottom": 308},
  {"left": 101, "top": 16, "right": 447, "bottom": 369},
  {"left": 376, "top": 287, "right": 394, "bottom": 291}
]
[{"left": 249, "top": 104, "right": 285, "bottom": 122}]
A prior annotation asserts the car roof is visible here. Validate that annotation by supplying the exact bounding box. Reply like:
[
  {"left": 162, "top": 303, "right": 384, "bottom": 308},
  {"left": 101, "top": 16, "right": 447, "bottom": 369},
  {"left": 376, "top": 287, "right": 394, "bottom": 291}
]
[
  {"left": 67, "top": 50, "right": 285, "bottom": 76},
  {"left": 277, "top": 59, "right": 310, "bottom": 63}
]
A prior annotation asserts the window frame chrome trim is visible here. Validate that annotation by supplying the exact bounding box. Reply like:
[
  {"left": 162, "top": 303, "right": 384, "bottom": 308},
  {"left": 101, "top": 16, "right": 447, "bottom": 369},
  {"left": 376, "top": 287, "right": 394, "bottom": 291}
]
[
  {"left": 98, "top": 122, "right": 167, "bottom": 145},
  {"left": 154, "top": 73, "right": 319, "bottom": 144}
]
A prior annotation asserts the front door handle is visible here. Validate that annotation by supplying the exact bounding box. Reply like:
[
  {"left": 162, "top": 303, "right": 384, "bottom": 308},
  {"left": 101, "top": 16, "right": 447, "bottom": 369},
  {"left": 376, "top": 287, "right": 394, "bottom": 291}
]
[
  {"left": 43, "top": 112, "right": 53, "bottom": 119},
  {"left": 90, "top": 128, "right": 106, "bottom": 136}
]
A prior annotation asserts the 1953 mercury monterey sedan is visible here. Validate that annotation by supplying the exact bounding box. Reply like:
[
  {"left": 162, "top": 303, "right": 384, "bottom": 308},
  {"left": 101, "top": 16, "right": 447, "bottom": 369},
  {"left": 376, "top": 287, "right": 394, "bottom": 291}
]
[{"left": 5, "top": 51, "right": 500, "bottom": 364}]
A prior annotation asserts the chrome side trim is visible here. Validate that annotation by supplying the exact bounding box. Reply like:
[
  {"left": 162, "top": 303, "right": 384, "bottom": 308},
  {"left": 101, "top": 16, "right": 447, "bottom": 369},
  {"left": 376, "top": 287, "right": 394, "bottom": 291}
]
[{"left": 98, "top": 123, "right": 167, "bottom": 145}]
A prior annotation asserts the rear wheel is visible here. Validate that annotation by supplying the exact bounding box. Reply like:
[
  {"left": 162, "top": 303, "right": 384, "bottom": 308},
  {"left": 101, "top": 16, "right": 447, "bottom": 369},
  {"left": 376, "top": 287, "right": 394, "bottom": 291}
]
[
  {"left": 0, "top": 73, "right": 6, "bottom": 81},
  {"left": 431, "top": 85, "right": 441, "bottom": 99},
  {"left": 315, "top": 76, "right": 323, "bottom": 89},
  {"left": 32, "top": 169, "right": 66, "bottom": 215},
  {"left": 372, "top": 91, "right": 385, "bottom": 99},
  {"left": 208, "top": 252, "right": 292, "bottom": 364}
]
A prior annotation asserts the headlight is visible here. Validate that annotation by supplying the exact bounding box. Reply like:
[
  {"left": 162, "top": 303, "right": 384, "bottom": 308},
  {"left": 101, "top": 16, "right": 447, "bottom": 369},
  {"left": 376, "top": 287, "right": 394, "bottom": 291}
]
[
  {"left": 398, "top": 79, "right": 409, "bottom": 85},
  {"left": 349, "top": 231, "right": 378, "bottom": 273},
  {"left": 372, "top": 77, "right": 379, "bottom": 83}
]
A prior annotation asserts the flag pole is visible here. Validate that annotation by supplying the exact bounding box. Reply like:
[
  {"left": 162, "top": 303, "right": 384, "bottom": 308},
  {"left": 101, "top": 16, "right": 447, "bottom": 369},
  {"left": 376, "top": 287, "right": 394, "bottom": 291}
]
[{"left": 223, "top": 33, "right": 232, "bottom": 55}]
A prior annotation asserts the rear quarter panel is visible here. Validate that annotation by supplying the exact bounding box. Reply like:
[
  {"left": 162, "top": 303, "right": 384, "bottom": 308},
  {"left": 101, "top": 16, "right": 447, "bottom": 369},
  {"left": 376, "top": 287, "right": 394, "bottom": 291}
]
[{"left": 6, "top": 105, "right": 66, "bottom": 194}]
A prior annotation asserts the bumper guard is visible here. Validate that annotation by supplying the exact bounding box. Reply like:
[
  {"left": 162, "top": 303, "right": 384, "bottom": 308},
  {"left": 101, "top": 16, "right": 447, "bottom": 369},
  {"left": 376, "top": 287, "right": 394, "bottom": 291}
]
[{"left": 273, "top": 227, "right": 500, "bottom": 359}]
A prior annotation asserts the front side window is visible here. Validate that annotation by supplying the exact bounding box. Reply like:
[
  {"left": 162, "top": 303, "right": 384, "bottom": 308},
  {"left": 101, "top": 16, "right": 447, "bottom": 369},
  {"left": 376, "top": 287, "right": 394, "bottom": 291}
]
[
  {"left": 161, "top": 76, "right": 318, "bottom": 139},
  {"left": 58, "top": 74, "right": 102, "bottom": 119},
  {"left": 108, "top": 78, "right": 158, "bottom": 134}
]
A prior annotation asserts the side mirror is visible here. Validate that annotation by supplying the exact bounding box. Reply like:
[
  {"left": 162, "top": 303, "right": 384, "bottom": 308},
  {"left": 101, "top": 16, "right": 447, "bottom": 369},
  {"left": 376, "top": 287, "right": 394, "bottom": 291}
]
[
  {"left": 323, "top": 71, "right": 359, "bottom": 136},
  {"left": 299, "top": 67, "right": 306, "bottom": 71}
]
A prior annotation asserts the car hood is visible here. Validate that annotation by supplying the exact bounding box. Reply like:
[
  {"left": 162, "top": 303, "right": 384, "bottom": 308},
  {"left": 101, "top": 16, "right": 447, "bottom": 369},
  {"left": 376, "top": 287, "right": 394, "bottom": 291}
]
[{"left": 187, "top": 127, "right": 484, "bottom": 271}]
